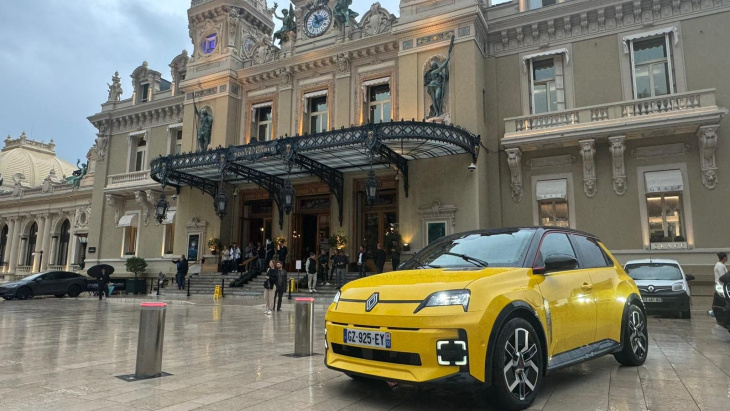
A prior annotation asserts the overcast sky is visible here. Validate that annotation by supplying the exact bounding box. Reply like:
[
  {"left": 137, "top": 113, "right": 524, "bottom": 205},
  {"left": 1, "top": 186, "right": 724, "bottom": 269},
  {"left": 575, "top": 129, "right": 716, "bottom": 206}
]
[{"left": 0, "top": 0, "right": 409, "bottom": 164}]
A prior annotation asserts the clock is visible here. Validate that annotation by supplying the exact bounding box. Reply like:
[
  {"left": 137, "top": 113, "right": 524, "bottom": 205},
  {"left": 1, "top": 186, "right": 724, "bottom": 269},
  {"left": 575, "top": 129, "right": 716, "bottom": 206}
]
[{"left": 304, "top": 6, "right": 332, "bottom": 38}]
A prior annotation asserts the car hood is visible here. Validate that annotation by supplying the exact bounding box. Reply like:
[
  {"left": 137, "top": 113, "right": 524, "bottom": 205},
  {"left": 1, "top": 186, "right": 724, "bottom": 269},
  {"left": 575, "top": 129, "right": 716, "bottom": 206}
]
[
  {"left": 0, "top": 280, "right": 27, "bottom": 288},
  {"left": 338, "top": 267, "right": 518, "bottom": 301}
]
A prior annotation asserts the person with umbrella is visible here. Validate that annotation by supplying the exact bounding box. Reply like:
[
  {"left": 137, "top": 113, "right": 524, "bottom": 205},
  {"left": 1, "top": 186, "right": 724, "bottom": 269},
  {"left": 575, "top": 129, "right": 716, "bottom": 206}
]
[{"left": 87, "top": 264, "right": 114, "bottom": 300}]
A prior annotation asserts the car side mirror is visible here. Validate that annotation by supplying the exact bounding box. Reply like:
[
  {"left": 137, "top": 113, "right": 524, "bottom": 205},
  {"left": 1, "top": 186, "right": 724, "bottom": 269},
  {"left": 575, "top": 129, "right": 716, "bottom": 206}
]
[
  {"left": 536, "top": 254, "right": 578, "bottom": 274},
  {"left": 34, "top": 277, "right": 43, "bottom": 282},
  {"left": 685, "top": 274, "right": 695, "bottom": 281}
]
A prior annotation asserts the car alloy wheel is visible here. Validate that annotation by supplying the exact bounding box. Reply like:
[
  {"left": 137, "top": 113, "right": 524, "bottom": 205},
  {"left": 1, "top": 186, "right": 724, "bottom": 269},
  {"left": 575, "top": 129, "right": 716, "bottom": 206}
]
[
  {"left": 16, "top": 287, "right": 32, "bottom": 300},
  {"left": 67, "top": 285, "right": 82, "bottom": 298},
  {"left": 503, "top": 327, "right": 540, "bottom": 401},
  {"left": 628, "top": 310, "right": 647, "bottom": 359}
]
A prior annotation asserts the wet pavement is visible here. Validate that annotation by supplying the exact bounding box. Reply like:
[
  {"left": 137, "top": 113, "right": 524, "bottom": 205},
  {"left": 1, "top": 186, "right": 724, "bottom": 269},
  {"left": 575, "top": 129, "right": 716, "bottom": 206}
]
[{"left": 1, "top": 295, "right": 729, "bottom": 411}]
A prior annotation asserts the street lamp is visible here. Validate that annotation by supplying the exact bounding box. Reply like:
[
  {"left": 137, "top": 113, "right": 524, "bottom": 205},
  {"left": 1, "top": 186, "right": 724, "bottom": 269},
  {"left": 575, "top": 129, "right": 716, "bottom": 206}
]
[
  {"left": 365, "top": 169, "right": 378, "bottom": 206},
  {"left": 155, "top": 193, "right": 170, "bottom": 224},
  {"left": 214, "top": 189, "right": 228, "bottom": 219},
  {"left": 281, "top": 180, "right": 295, "bottom": 215},
  {"left": 79, "top": 236, "right": 88, "bottom": 270}
]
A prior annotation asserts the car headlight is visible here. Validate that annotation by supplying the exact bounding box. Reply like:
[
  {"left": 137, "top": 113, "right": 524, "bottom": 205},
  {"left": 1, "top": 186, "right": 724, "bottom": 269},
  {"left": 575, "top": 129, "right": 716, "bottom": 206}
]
[
  {"left": 414, "top": 290, "right": 470, "bottom": 313},
  {"left": 716, "top": 283, "right": 726, "bottom": 298},
  {"left": 5, "top": 283, "right": 19, "bottom": 288},
  {"left": 333, "top": 290, "right": 341, "bottom": 304},
  {"left": 672, "top": 282, "right": 686, "bottom": 292}
]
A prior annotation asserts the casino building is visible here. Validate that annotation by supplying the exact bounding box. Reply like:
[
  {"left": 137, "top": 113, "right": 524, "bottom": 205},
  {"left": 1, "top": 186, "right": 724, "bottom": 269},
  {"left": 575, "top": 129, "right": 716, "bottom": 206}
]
[{"left": 4, "top": 0, "right": 730, "bottom": 291}]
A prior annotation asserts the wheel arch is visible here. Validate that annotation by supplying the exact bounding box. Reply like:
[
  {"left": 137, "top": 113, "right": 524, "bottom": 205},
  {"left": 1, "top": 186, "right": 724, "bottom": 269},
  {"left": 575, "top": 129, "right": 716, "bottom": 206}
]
[
  {"left": 619, "top": 293, "right": 646, "bottom": 348},
  {"left": 484, "top": 301, "right": 548, "bottom": 387}
]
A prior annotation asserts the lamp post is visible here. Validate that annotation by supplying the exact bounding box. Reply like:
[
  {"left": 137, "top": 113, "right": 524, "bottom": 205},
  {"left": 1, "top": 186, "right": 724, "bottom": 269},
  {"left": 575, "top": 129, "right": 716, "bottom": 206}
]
[
  {"left": 282, "top": 180, "right": 295, "bottom": 215},
  {"left": 214, "top": 189, "right": 228, "bottom": 219},
  {"left": 33, "top": 250, "right": 44, "bottom": 273},
  {"left": 79, "top": 236, "right": 88, "bottom": 270},
  {"left": 155, "top": 193, "right": 170, "bottom": 224},
  {"left": 365, "top": 169, "right": 378, "bottom": 206}
]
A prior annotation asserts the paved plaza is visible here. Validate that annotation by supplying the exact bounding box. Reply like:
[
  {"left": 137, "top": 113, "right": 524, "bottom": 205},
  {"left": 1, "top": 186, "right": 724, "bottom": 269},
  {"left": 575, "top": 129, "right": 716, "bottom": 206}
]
[{"left": 1, "top": 295, "right": 729, "bottom": 411}]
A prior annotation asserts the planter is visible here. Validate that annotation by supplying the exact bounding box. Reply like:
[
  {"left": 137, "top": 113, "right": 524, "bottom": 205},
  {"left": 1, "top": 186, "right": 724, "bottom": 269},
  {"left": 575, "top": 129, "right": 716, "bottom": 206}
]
[{"left": 125, "top": 278, "right": 146, "bottom": 295}]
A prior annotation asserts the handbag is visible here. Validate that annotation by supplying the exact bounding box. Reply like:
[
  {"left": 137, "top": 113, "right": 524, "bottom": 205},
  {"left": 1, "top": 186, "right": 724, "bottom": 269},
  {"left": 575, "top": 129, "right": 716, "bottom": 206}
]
[
  {"left": 107, "top": 285, "right": 115, "bottom": 295},
  {"left": 263, "top": 278, "right": 271, "bottom": 289}
]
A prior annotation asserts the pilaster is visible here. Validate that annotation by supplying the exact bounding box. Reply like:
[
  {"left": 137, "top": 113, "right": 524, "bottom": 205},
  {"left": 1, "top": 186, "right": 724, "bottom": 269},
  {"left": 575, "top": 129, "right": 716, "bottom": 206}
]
[
  {"left": 697, "top": 125, "right": 719, "bottom": 189},
  {"left": 579, "top": 139, "right": 597, "bottom": 198},
  {"left": 608, "top": 136, "right": 626, "bottom": 196},
  {"left": 506, "top": 148, "right": 523, "bottom": 203}
]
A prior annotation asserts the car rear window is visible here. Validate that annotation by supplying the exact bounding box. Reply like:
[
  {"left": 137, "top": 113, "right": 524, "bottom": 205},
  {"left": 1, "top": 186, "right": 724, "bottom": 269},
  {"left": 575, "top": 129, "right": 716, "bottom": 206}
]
[{"left": 624, "top": 263, "right": 682, "bottom": 281}]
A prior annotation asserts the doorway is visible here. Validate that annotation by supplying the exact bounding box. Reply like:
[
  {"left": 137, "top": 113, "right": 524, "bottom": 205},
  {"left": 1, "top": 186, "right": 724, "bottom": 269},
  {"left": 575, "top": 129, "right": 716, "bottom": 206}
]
[
  {"left": 292, "top": 196, "right": 330, "bottom": 267},
  {"left": 355, "top": 176, "right": 398, "bottom": 263},
  {"left": 242, "top": 199, "right": 273, "bottom": 247}
]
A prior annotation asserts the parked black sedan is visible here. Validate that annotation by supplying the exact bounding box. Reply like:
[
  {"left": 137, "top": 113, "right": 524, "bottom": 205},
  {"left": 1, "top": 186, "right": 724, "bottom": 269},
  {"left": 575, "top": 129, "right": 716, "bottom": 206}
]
[{"left": 0, "top": 271, "right": 87, "bottom": 300}]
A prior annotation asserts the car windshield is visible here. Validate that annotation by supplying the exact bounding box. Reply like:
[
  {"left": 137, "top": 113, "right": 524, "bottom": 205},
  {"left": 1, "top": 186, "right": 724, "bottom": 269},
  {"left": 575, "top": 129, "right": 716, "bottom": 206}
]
[
  {"left": 401, "top": 229, "right": 534, "bottom": 269},
  {"left": 625, "top": 263, "right": 682, "bottom": 281}
]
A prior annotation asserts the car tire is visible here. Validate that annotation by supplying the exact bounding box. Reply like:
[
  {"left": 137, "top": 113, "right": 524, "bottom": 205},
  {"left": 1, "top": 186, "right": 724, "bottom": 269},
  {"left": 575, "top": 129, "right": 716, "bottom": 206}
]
[
  {"left": 54, "top": 294, "right": 66, "bottom": 298},
  {"left": 613, "top": 304, "right": 648, "bottom": 366},
  {"left": 489, "top": 317, "right": 543, "bottom": 411},
  {"left": 681, "top": 310, "right": 691, "bottom": 319},
  {"left": 2, "top": 296, "right": 13, "bottom": 301},
  {"left": 67, "top": 285, "right": 82, "bottom": 298},
  {"left": 16, "top": 287, "right": 33, "bottom": 300}
]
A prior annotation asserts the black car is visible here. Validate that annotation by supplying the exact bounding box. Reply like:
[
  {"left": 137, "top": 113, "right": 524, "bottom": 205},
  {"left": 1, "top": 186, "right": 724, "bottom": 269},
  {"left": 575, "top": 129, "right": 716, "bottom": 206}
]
[
  {"left": 0, "top": 271, "right": 87, "bottom": 300},
  {"left": 712, "top": 272, "right": 730, "bottom": 332}
]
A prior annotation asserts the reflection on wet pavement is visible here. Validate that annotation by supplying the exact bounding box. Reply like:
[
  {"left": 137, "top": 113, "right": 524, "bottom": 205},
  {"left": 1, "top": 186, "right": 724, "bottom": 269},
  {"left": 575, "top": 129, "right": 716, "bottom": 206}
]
[{"left": 0, "top": 296, "right": 728, "bottom": 410}]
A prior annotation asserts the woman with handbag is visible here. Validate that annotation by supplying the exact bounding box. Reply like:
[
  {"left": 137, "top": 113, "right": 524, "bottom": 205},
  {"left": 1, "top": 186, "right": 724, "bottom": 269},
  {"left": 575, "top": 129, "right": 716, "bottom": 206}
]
[{"left": 263, "top": 260, "right": 276, "bottom": 315}]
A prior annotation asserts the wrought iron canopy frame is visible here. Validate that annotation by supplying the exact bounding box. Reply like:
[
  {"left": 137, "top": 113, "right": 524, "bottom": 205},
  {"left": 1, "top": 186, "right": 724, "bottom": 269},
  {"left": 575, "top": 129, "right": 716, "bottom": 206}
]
[{"left": 150, "top": 120, "right": 481, "bottom": 227}]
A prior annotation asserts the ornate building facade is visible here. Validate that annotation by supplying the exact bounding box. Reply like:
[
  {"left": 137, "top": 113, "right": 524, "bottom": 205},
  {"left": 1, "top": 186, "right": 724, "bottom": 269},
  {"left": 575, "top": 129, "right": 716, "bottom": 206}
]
[{"left": 4, "top": 0, "right": 729, "bottom": 289}]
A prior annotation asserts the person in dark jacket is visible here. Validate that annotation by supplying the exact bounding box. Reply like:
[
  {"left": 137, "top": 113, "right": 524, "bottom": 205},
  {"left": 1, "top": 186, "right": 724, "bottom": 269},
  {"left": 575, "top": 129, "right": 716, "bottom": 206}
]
[
  {"left": 98, "top": 268, "right": 111, "bottom": 300},
  {"left": 391, "top": 241, "right": 401, "bottom": 271},
  {"left": 277, "top": 240, "right": 288, "bottom": 267},
  {"left": 357, "top": 245, "right": 367, "bottom": 278},
  {"left": 263, "top": 260, "right": 276, "bottom": 314},
  {"left": 174, "top": 255, "right": 188, "bottom": 290},
  {"left": 274, "top": 261, "right": 287, "bottom": 311},
  {"left": 306, "top": 252, "right": 317, "bottom": 293},
  {"left": 257, "top": 242, "right": 266, "bottom": 272},
  {"left": 334, "top": 249, "right": 349, "bottom": 289},
  {"left": 374, "top": 243, "right": 386, "bottom": 274},
  {"left": 317, "top": 249, "right": 330, "bottom": 286}
]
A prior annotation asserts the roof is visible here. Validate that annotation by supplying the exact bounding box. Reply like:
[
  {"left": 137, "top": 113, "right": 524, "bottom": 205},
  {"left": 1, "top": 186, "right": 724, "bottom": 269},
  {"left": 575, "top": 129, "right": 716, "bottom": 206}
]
[
  {"left": 0, "top": 132, "right": 76, "bottom": 190},
  {"left": 624, "top": 259, "right": 681, "bottom": 265}
]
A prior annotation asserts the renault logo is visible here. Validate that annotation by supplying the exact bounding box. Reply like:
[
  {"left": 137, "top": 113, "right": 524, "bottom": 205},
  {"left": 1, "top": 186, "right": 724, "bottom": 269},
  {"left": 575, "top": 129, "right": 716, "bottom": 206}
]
[
  {"left": 647, "top": 285, "right": 655, "bottom": 293},
  {"left": 365, "top": 292, "right": 379, "bottom": 312}
]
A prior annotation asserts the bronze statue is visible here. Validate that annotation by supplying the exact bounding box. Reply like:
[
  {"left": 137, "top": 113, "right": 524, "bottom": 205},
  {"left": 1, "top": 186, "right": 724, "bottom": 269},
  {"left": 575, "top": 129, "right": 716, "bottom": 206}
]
[
  {"left": 272, "top": 3, "right": 296, "bottom": 44},
  {"left": 334, "top": 0, "right": 359, "bottom": 30},
  {"left": 65, "top": 160, "right": 88, "bottom": 190},
  {"left": 424, "top": 36, "right": 455, "bottom": 118},
  {"left": 195, "top": 107, "right": 213, "bottom": 151}
]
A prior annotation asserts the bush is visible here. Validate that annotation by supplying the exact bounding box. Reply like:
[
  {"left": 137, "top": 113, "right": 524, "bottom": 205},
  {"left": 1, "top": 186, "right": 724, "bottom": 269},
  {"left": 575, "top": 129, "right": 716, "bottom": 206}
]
[{"left": 125, "top": 257, "right": 147, "bottom": 280}]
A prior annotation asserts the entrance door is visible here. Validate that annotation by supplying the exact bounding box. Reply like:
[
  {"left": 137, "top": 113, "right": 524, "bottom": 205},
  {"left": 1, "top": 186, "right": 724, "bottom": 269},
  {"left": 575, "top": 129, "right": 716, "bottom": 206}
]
[
  {"left": 356, "top": 184, "right": 398, "bottom": 263},
  {"left": 292, "top": 196, "right": 330, "bottom": 268}
]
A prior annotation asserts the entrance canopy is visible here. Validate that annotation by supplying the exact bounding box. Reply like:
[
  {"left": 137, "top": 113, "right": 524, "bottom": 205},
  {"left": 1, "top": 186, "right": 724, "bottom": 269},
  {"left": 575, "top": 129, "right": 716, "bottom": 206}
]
[{"left": 150, "top": 121, "right": 481, "bottom": 228}]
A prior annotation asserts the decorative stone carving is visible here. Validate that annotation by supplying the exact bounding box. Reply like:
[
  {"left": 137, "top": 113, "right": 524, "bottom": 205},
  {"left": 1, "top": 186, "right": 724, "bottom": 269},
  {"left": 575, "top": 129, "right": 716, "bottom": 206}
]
[
  {"left": 697, "top": 125, "right": 719, "bottom": 189},
  {"left": 134, "top": 191, "right": 153, "bottom": 226},
  {"left": 335, "top": 53, "right": 350, "bottom": 76},
  {"left": 417, "top": 201, "right": 457, "bottom": 227},
  {"left": 74, "top": 203, "right": 91, "bottom": 228},
  {"left": 580, "top": 12, "right": 588, "bottom": 33},
  {"left": 106, "top": 71, "right": 123, "bottom": 102},
  {"left": 106, "top": 194, "right": 124, "bottom": 225},
  {"left": 597, "top": 9, "right": 605, "bottom": 30},
  {"left": 579, "top": 139, "right": 597, "bottom": 197},
  {"left": 252, "top": 37, "right": 277, "bottom": 65},
  {"left": 652, "top": 0, "right": 661, "bottom": 19},
  {"left": 531, "top": 23, "right": 539, "bottom": 43},
  {"left": 608, "top": 136, "right": 626, "bottom": 196},
  {"left": 227, "top": 7, "right": 239, "bottom": 48},
  {"left": 361, "top": 3, "right": 396, "bottom": 37},
  {"left": 506, "top": 148, "right": 523, "bottom": 203},
  {"left": 633, "top": 0, "right": 643, "bottom": 23},
  {"left": 517, "top": 26, "right": 524, "bottom": 45},
  {"left": 672, "top": 0, "right": 681, "bottom": 15},
  {"left": 563, "top": 16, "right": 572, "bottom": 37},
  {"left": 615, "top": 5, "right": 624, "bottom": 27}
]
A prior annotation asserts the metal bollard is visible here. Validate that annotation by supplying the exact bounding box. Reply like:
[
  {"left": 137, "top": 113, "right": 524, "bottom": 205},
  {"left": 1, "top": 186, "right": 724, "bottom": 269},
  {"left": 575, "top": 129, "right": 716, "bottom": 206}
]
[
  {"left": 135, "top": 302, "right": 167, "bottom": 379},
  {"left": 294, "top": 297, "right": 315, "bottom": 356}
]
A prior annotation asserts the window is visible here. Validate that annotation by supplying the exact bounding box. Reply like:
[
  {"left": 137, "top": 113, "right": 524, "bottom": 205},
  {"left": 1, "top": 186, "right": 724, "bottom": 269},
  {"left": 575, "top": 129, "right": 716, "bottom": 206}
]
[
  {"left": 644, "top": 170, "right": 686, "bottom": 244},
  {"left": 134, "top": 137, "right": 147, "bottom": 172},
  {"left": 140, "top": 83, "right": 150, "bottom": 103},
  {"left": 55, "top": 220, "right": 70, "bottom": 266},
  {"left": 25, "top": 223, "right": 37, "bottom": 266},
  {"left": 536, "top": 179, "right": 569, "bottom": 227},
  {"left": 572, "top": 235, "right": 611, "bottom": 268},
  {"left": 528, "top": 0, "right": 556, "bottom": 10},
  {"left": 630, "top": 36, "right": 674, "bottom": 99},
  {"left": 164, "top": 224, "right": 175, "bottom": 255},
  {"left": 251, "top": 104, "right": 273, "bottom": 142},
  {"left": 0, "top": 225, "right": 7, "bottom": 264},
  {"left": 124, "top": 226, "right": 137, "bottom": 255},
  {"left": 175, "top": 130, "right": 182, "bottom": 154},
  {"left": 368, "top": 84, "right": 391, "bottom": 123},
  {"left": 531, "top": 59, "right": 558, "bottom": 114},
  {"left": 309, "top": 96, "right": 328, "bottom": 134},
  {"left": 202, "top": 33, "right": 217, "bottom": 54},
  {"left": 536, "top": 233, "right": 576, "bottom": 268}
]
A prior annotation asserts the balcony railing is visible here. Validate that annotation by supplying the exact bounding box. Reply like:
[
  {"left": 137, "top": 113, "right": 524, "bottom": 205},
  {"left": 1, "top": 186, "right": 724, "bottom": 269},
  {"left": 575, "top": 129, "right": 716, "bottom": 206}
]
[
  {"left": 505, "top": 89, "right": 720, "bottom": 136},
  {"left": 106, "top": 170, "right": 153, "bottom": 189},
  {"left": 15, "top": 266, "right": 31, "bottom": 275}
]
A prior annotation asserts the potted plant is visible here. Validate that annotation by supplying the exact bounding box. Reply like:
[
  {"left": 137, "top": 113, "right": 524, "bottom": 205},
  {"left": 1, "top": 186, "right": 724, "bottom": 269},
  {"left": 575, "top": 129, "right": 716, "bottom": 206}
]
[
  {"left": 384, "top": 231, "right": 403, "bottom": 253},
  {"left": 207, "top": 238, "right": 222, "bottom": 255},
  {"left": 125, "top": 257, "right": 147, "bottom": 294},
  {"left": 328, "top": 233, "right": 347, "bottom": 250}
]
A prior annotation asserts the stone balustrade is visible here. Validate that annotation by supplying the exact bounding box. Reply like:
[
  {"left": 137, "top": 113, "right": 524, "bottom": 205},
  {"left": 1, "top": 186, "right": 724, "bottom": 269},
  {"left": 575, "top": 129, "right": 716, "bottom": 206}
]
[{"left": 107, "top": 170, "right": 152, "bottom": 188}]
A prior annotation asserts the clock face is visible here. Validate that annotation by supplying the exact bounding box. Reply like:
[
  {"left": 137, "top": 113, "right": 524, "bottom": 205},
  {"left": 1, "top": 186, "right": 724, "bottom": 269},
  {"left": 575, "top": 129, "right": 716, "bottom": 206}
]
[{"left": 304, "top": 7, "right": 332, "bottom": 38}]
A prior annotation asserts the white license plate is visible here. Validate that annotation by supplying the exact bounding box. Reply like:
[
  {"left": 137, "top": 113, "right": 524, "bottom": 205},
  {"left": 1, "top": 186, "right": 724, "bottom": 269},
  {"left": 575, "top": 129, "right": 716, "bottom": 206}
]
[
  {"left": 343, "top": 329, "right": 391, "bottom": 349},
  {"left": 644, "top": 297, "right": 663, "bottom": 303}
]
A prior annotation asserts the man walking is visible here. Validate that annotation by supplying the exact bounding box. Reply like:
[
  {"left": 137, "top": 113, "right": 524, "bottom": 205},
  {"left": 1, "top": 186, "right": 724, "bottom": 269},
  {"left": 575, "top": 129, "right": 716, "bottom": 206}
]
[
  {"left": 318, "top": 249, "right": 330, "bottom": 286},
  {"left": 306, "top": 251, "right": 318, "bottom": 293},
  {"left": 98, "top": 268, "right": 111, "bottom": 300},
  {"left": 274, "top": 260, "right": 287, "bottom": 312},
  {"left": 374, "top": 243, "right": 386, "bottom": 274},
  {"left": 334, "top": 249, "right": 348, "bottom": 289},
  {"left": 391, "top": 240, "right": 401, "bottom": 271},
  {"left": 232, "top": 243, "right": 241, "bottom": 273},
  {"left": 174, "top": 255, "right": 188, "bottom": 290},
  {"left": 357, "top": 245, "right": 367, "bottom": 278}
]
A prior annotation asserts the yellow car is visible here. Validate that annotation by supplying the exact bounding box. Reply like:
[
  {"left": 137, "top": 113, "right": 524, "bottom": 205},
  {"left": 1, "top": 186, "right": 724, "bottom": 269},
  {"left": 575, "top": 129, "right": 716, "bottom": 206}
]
[{"left": 324, "top": 228, "right": 647, "bottom": 410}]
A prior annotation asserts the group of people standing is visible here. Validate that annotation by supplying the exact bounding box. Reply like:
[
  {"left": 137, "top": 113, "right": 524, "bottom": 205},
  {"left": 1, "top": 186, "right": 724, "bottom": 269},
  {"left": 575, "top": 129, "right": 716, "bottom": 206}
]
[{"left": 221, "top": 239, "right": 289, "bottom": 275}]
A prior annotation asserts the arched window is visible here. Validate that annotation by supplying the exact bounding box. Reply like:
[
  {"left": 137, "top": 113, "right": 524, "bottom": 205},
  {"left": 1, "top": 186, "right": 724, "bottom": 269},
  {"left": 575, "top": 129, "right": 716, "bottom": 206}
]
[
  {"left": 25, "top": 223, "right": 37, "bottom": 266},
  {"left": 0, "top": 225, "right": 8, "bottom": 265},
  {"left": 56, "top": 220, "right": 70, "bottom": 266}
]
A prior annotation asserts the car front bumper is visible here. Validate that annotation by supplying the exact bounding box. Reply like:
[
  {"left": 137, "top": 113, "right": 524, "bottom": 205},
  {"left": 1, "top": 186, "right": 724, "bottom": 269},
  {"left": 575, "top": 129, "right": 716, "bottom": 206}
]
[
  {"left": 712, "top": 293, "right": 730, "bottom": 330},
  {"left": 639, "top": 290, "right": 690, "bottom": 314},
  {"left": 0, "top": 288, "right": 18, "bottom": 297}
]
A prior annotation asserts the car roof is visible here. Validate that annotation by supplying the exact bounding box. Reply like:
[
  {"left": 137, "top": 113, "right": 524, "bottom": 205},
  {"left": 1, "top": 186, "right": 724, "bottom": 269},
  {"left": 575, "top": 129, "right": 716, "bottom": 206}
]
[
  {"left": 441, "top": 227, "right": 600, "bottom": 240},
  {"left": 624, "top": 259, "right": 681, "bottom": 265}
]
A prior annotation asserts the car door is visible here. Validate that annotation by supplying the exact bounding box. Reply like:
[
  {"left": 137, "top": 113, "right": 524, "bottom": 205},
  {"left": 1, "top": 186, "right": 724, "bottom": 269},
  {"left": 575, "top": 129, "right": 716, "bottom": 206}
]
[
  {"left": 571, "top": 236, "right": 622, "bottom": 343},
  {"left": 535, "top": 232, "right": 597, "bottom": 355},
  {"left": 33, "top": 272, "right": 58, "bottom": 295}
]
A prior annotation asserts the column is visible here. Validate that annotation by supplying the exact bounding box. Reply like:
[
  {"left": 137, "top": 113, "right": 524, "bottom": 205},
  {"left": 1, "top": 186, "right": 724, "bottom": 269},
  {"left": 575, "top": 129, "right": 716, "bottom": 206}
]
[
  {"left": 7, "top": 217, "right": 21, "bottom": 274},
  {"left": 66, "top": 223, "right": 76, "bottom": 271},
  {"left": 34, "top": 215, "right": 46, "bottom": 272},
  {"left": 40, "top": 214, "right": 53, "bottom": 271},
  {"left": 2, "top": 218, "right": 15, "bottom": 273}
]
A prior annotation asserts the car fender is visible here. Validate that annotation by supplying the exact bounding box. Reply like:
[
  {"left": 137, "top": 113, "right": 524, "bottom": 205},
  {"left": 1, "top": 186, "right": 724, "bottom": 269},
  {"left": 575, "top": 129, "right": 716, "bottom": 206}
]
[{"left": 618, "top": 292, "right": 645, "bottom": 349}]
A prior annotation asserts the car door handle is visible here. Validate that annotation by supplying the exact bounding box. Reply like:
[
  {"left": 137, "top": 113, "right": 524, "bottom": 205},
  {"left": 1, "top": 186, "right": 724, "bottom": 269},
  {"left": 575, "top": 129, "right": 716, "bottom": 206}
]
[{"left": 581, "top": 283, "right": 593, "bottom": 291}]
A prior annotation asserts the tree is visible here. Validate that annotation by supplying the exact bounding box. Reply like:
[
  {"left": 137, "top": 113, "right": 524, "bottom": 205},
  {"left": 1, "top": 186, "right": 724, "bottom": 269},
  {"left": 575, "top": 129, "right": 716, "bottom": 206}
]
[{"left": 125, "top": 257, "right": 147, "bottom": 280}]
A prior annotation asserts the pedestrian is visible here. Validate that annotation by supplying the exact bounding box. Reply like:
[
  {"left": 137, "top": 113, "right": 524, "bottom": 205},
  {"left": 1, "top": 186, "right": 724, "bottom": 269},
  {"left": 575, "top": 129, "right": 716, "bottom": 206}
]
[
  {"left": 174, "top": 255, "right": 188, "bottom": 289},
  {"left": 263, "top": 260, "right": 276, "bottom": 315},
  {"left": 330, "top": 251, "right": 337, "bottom": 282},
  {"left": 306, "top": 251, "right": 318, "bottom": 293},
  {"left": 265, "top": 239, "right": 274, "bottom": 266},
  {"left": 190, "top": 257, "right": 204, "bottom": 276},
  {"left": 221, "top": 245, "right": 231, "bottom": 275},
  {"left": 98, "top": 268, "right": 111, "bottom": 300},
  {"left": 374, "top": 243, "right": 386, "bottom": 274},
  {"left": 334, "top": 249, "right": 348, "bottom": 289},
  {"left": 277, "top": 239, "right": 288, "bottom": 268},
  {"left": 157, "top": 271, "right": 166, "bottom": 292},
  {"left": 232, "top": 243, "right": 242, "bottom": 273},
  {"left": 357, "top": 245, "right": 367, "bottom": 278},
  {"left": 318, "top": 248, "right": 330, "bottom": 286},
  {"left": 710, "top": 252, "right": 728, "bottom": 316},
  {"left": 274, "top": 260, "right": 287, "bottom": 312},
  {"left": 245, "top": 242, "right": 256, "bottom": 271},
  {"left": 257, "top": 241, "right": 266, "bottom": 272},
  {"left": 391, "top": 240, "right": 401, "bottom": 271}
]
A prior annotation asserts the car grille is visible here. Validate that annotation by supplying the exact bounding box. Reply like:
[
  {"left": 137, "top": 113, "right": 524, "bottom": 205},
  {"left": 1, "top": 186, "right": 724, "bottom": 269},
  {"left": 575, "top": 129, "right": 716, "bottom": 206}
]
[
  {"left": 638, "top": 285, "right": 672, "bottom": 293},
  {"left": 331, "top": 343, "right": 422, "bottom": 366}
]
